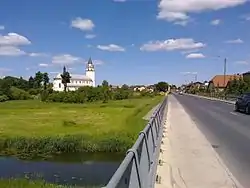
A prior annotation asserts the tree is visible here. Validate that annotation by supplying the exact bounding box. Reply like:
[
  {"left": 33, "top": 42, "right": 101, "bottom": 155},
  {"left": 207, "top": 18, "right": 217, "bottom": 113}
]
[
  {"left": 155, "top": 82, "right": 169, "bottom": 92},
  {"left": 34, "top": 71, "right": 43, "bottom": 88},
  {"left": 170, "top": 85, "right": 177, "bottom": 89},
  {"left": 102, "top": 80, "right": 109, "bottom": 88},
  {"left": 101, "top": 80, "right": 110, "bottom": 103},
  {"left": 121, "top": 84, "right": 129, "bottom": 90},
  {"left": 28, "top": 76, "right": 35, "bottom": 89},
  {"left": 61, "top": 66, "right": 71, "bottom": 92},
  {"left": 43, "top": 72, "right": 50, "bottom": 90}
]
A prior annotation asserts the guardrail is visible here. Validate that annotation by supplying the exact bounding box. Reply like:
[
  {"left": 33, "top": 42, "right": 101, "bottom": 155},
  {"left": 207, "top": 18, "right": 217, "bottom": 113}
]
[{"left": 104, "top": 96, "right": 168, "bottom": 188}]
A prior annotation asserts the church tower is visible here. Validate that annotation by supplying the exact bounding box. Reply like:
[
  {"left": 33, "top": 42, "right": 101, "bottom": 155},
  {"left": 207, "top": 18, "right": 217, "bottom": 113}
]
[{"left": 86, "top": 57, "right": 95, "bottom": 87}]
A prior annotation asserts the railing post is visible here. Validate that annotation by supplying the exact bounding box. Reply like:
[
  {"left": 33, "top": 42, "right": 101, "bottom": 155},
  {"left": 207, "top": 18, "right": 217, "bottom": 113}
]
[
  {"left": 126, "top": 149, "right": 143, "bottom": 188},
  {"left": 139, "top": 131, "right": 151, "bottom": 170}
]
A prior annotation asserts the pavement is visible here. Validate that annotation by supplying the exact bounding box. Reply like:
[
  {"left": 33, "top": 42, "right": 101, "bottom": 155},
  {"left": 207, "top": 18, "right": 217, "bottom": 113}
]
[
  {"left": 173, "top": 93, "right": 250, "bottom": 188},
  {"left": 184, "top": 93, "right": 235, "bottom": 104},
  {"left": 155, "top": 95, "right": 243, "bottom": 188}
]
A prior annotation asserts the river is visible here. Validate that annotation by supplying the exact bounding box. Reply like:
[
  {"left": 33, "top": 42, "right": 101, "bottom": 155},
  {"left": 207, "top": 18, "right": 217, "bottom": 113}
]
[{"left": 0, "top": 152, "right": 124, "bottom": 187}]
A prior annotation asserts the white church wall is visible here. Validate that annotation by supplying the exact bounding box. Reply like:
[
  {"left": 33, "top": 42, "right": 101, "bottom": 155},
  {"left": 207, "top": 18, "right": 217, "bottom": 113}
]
[
  {"left": 86, "top": 71, "right": 95, "bottom": 87},
  {"left": 53, "top": 79, "right": 64, "bottom": 92}
]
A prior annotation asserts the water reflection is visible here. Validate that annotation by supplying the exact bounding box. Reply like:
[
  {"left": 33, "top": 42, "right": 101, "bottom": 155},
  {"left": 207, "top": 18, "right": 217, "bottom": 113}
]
[{"left": 0, "top": 153, "right": 124, "bottom": 187}]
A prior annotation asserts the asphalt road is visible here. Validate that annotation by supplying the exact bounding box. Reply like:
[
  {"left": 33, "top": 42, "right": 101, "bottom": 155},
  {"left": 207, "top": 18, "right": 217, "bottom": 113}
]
[{"left": 174, "top": 94, "right": 250, "bottom": 188}]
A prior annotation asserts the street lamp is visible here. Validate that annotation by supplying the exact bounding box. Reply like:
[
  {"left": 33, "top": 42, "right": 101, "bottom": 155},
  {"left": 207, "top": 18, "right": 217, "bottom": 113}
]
[{"left": 215, "top": 56, "right": 227, "bottom": 87}]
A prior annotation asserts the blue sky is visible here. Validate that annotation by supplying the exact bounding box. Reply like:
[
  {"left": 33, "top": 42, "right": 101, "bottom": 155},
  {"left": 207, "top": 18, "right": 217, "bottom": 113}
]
[{"left": 0, "top": 0, "right": 250, "bottom": 86}]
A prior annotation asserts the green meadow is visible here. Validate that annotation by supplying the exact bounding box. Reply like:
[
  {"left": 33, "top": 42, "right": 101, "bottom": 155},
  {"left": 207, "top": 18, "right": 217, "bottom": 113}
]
[{"left": 0, "top": 96, "right": 162, "bottom": 159}]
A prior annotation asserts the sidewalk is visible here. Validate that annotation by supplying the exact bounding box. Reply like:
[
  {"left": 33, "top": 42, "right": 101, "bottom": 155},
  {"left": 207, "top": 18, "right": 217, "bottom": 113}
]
[
  {"left": 184, "top": 93, "right": 235, "bottom": 104},
  {"left": 155, "top": 95, "right": 242, "bottom": 188}
]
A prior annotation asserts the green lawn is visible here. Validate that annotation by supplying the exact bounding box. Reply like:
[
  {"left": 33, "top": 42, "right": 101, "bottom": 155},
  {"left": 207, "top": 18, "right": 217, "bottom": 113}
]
[{"left": 0, "top": 96, "right": 163, "bottom": 158}]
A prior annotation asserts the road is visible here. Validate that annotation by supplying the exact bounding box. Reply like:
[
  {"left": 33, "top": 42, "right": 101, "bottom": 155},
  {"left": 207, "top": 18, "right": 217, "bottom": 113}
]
[{"left": 174, "top": 94, "right": 250, "bottom": 188}]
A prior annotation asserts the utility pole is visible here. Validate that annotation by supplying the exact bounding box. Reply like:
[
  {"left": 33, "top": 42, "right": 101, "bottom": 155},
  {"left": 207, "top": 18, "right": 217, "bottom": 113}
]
[{"left": 223, "top": 58, "right": 227, "bottom": 87}]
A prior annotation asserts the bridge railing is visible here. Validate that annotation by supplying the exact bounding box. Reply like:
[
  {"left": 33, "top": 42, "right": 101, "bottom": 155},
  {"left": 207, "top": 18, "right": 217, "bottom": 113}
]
[{"left": 104, "top": 96, "right": 168, "bottom": 188}]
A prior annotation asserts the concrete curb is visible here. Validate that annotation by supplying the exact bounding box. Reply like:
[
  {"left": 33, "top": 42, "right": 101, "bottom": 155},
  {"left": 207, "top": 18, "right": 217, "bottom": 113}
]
[{"left": 184, "top": 93, "right": 235, "bottom": 105}]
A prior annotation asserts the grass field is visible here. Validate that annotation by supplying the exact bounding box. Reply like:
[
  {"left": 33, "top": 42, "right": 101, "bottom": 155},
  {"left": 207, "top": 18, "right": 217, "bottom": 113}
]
[
  {"left": 0, "top": 96, "right": 163, "bottom": 158},
  {"left": 0, "top": 178, "right": 97, "bottom": 188}
]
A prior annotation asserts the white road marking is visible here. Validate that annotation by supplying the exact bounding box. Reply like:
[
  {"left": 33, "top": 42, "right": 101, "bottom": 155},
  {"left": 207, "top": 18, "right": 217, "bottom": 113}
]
[{"left": 230, "top": 112, "right": 239, "bottom": 116}]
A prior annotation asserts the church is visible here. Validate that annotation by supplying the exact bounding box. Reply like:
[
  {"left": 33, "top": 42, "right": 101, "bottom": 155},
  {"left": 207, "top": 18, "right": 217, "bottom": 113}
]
[{"left": 52, "top": 58, "right": 95, "bottom": 91}]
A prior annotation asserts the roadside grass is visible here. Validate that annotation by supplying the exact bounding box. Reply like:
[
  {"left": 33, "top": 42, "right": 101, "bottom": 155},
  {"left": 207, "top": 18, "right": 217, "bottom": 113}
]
[
  {"left": 0, "top": 96, "right": 163, "bottom": 158},
  {"left": 0, "top": 178, "right": 98, "bottom": 188}
]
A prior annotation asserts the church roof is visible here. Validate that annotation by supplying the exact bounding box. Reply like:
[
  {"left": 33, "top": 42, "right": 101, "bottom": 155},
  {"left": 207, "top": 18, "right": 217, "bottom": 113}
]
[{"left": 54, "top": 73, "right": 92, "bottom": 81}]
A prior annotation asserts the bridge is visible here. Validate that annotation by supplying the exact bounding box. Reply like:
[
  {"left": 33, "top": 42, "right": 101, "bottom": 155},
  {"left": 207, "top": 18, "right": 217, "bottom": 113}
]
[{"left": 103, "top": 93, "right": 249, "bottom": 188}]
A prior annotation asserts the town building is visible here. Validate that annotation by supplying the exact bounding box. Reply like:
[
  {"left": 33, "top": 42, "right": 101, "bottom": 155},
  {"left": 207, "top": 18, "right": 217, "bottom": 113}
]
[
  {"left": 52, "top": 58, "right": 95, "bottom": 91},
  {"left": 207, "top": 74, "right": 242, "bottom": 92}
]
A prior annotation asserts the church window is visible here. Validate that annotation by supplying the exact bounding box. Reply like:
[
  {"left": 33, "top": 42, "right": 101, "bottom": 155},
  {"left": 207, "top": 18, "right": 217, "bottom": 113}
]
[{"left": 59, "top": 83, "right": 61, "bottom": 88}]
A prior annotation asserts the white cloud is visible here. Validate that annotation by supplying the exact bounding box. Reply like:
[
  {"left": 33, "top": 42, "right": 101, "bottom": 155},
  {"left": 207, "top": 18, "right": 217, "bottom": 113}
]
[
  {"left": 29, "top": 53, "right": 49, "bottom": 57},
  {"left": 52, "top": 54, "right": 82, "bottom": 65},
  {"left": 174, "top": 20, "right": 189, "bottom": 26},
  {"left": 0, "top": 68, "right": 12, "bottom": 72},
  {"left": 97, "top": 44, "right": 125, "bottom": 52},
  {"left": 113, "top": 0, "right": 126, "bottom": 2},
  {"left": 49, "top": 71, "right": 60, "bottom": 74},
  {"left": 0, "top": 25, "right": 4, "bottom": 30},
  {"left": 85, "top": 34, "right": 96, "bottom": 39},
  {"left": 241, "top": 14, "right": 250, "bottom": 21},
  {"left": 0, "top": 46, "right": 26, "bottom": 56},
  {"left": 211, "top": 19, "right": 221, "bottom": 25},
  {"left": 93, "top": 60, "right": 104, "bottom": 65},
  {"left": 39, "top": 63, "right": 49, "bottom": 67},
  {"left": 186, "top": 53, "right": 205, "bottom": 59},
  {"left": 140, "top": 38, "right": 205, "bottom": 52},
  {"left": 71, "top": 17, "right": 95, "bottom": 31},
  {"left": 225, "top": 39, "right": 244, "bottom": 44},
  {"left": 180, "top": 71, "right": 198, "bottom": 75},
  {"left": 235, "top": 61, "right": 249, "bottom": 65},
  {"left": 0, "top": 33, "right": 31, "bottom": 46},
  {"left": 157, "top": 0, "right": 246, "bottom": 24}
]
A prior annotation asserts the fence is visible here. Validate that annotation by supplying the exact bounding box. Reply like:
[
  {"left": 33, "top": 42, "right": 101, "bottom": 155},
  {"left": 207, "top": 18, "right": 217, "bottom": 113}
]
[{"left": 104, "top": 96, "right": 168, "bottom": 188}]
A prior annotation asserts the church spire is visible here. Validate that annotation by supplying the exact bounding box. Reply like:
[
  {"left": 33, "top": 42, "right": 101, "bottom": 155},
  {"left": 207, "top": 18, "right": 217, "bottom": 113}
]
[
  {"left": 86, "top": 57, "right": 94, "bottom": 72},
  {"left": 87, "top": 57, "right": 93, "bottom": 65}
]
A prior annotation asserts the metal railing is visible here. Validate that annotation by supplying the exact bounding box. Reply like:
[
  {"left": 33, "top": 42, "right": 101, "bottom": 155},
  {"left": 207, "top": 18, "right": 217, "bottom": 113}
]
[{"left": 104, "top": 96, "right": 168, "bottom": 188}]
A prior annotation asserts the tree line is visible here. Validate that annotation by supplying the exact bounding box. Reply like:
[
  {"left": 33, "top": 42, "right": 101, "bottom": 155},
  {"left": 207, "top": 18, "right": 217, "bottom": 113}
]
[
  {"left": 0, "top": 71, "right": 50, "bottom": 102},
  {"left": 0, "top": 69, "right": 169, "bottom": 103}
]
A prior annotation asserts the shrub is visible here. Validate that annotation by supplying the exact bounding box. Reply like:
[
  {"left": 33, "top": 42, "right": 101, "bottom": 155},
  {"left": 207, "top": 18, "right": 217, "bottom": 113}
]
[
  {"left": 28, "top": 88, "right": 41, "bottom": 95},
  {"left": 9, "top": 87, "right": 31, "bottom": 100},
  {"left": 0, "top": 95, "right": 8, "bottom": 102}
]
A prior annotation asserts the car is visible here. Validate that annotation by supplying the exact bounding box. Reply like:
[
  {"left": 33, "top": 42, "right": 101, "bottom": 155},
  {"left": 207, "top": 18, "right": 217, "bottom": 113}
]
[
  {"left": 234, "top": 92, "right": 250, "bottom": 114},
  {"left": 179, "top": 91, "right": 183, "bottom": 95}
]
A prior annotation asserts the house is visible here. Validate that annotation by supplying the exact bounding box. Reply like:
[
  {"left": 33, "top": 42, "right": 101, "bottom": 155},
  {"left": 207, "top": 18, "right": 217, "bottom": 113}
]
[{"left": 208, "top": 74, "right": 242, "bottom": 92}]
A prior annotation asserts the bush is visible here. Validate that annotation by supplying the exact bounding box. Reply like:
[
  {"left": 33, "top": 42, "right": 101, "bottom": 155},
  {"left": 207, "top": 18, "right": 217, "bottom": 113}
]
[
  {"left": 28, "top": 88, "right": 41, "bottom": 95},
  {"left": 9, "top": 87, "right": 31, "bottom": 100},
  {"left": 0, "top": 95, "right": 8, "bottom": 102},
  {"left": 43, "top": 86, "right": 144, "bottom": 103}
]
